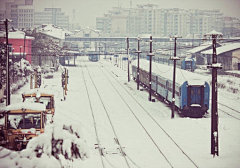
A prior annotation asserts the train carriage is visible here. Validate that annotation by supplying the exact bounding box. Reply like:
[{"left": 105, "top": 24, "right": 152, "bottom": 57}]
[
  {"left": 156, "top": 75, "right": 168, "bottom": 99},
  {"left": 151, "top": 72, "right": 157, "bottom": 92},
  {"left": 166, "top": 80, "right": 181, "bottom": 108},
  {"left": 181, "top": 58, "right": 195, "bottom": 72},
  {"left": 132, "top": 65, "right": 137, "bottom": 80},
  {"left": 132, "top": 59, "right": 210, "bottom": 117},
  {"left": 139, "top": 68, "right": 149, "bottom": 87}
]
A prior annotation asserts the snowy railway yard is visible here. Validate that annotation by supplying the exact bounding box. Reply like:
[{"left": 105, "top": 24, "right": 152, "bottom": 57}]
[{"left": 0, "top": 56, "right": 240, "bottom": 168}]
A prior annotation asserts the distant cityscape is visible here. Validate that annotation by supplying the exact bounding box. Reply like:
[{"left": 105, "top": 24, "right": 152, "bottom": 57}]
[{"left": 0, "top": 0, "right": 240, "bottom": 37}]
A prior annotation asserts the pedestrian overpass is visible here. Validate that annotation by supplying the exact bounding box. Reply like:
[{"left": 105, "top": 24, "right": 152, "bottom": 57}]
[{"left": 65, "top": 37, "right": 203, "bottom": 43}]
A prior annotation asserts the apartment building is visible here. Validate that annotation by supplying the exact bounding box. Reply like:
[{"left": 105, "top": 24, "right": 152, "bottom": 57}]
[
  {"left": 34, "top": 8, "right": 69, "bottom": 30},
  {"left": 0, "top": 1, "right": 69, "bottom": 30},
  {"left": 96, "top": 5, "right": 227, "bottom": 37},
  {"left": 0, "top": 0, "right": 34, "bottom": 29},
  {"left": 14, "top": 5, "right": 34, "bottom": 29}
]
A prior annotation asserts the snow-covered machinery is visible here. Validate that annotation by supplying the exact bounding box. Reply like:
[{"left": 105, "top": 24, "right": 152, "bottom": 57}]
[
  {"left": 22, "top": 89, "right": 55, "bottom": 116},
  {"left": 2, "top": 102, "right": 46, "bottom": 150}
]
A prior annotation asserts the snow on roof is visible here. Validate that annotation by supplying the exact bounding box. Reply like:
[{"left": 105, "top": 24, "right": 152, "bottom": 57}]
[
  {"left": 67, "top": 50, "right": 79, "bottom": 54},
  {"left": 22, "top": 88, "right": 56, "bottom": 96},
  {"left": 62, "top": 29, "right": 74, "bottom": 36},
  {"left": 133, "top": 59, "right": 209, "bottom": 85},
  {"left": 201, "top": 43, "right": 240, "bottom": 55},
  {"left": 187, "top": 43, "right": 212, "bottom": 54},
  {"left": 5, "top": 102, "right": 46, "bottom": 111},
  {"left": 185, "top": 34, "right": 201, "bottom": 39},
  {"left": 6, "top": 31, "right": 34, "bottom": 40},
  {"left": 205, "top": 30, "right": 223, "bottom": 36},
  {"left": 37, "top": 24, "right": 65, "bottom": 40}
]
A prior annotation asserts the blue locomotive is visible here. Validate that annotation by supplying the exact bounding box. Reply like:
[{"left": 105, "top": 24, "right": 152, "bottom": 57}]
[
  {"left": 132, "top": 59, "right": 210, "bottom": 116},
  {"left": 181, "top": 58, "right": 195, "bottom": 72},
  {"left": 147, "top": 55, "right": 196, "bottom": 71},
  {"left": 88, "top": 51, "right": 99, "bottom": 62}
]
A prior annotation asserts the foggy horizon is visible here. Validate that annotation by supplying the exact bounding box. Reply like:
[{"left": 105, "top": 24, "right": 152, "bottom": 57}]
[{"left": 34, "top": 0, "right": 240, "bottom": 29}]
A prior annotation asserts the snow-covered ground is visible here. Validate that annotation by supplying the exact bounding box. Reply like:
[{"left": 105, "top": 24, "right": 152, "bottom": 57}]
[{"left": 0, "top": 56, "right": 240, "bottom": 168}]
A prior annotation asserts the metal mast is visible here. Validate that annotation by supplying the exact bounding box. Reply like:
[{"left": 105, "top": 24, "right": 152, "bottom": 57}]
[
  {"left": 170, "top": 35, "right": 181, "bottom": 118},
  {"left": 136, "top": 37, "right": 142, "bottom": 90},
  {"left": 205, "top": 30, "right": 222, "bottom": 157}
]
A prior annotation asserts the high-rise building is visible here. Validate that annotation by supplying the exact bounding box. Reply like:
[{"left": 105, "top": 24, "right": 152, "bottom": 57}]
[
  {"left": 1, "top": 1, "right": 70, "bottom": 30},
  {"left": 96, "top": 5, "right": 226, "bottom": 37},
  {"left": 12, "top": 5, "right": 34, "bottom": 29},
  {"left": 0, "top": 0, "right": 34, "bottom": 29},
  {"left": 34, "top": 8, "right": 69, "bottom": 30}
]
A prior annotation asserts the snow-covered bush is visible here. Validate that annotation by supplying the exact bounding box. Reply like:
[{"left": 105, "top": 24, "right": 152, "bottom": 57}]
[
  {"left": 0, "top": 123, "right": 89, "bottom": 168},
  {"left": 27, "top": 122, "right": 89, "bottom": 166}
]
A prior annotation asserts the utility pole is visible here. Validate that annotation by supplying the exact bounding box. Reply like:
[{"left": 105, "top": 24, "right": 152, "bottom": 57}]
[
  {"left": 98, "top": 44, "right": 101, "bottom": 60},
  {"left": 127, "top": 37, "right": 130, "bottom": 82},
  {"left": 65, "top": 68, "right": 68, "bottom": 95},
  {"left": 135, "top": 37, "right": 142, "bottom": 90},
  {"left": 23, "top": 33, "right": 26, "bottom": 59},
  {"left": 170, "top": 35, "right": 181, "bottom": 118},
  {"left": 1, "top": 19, "right": 12, "bottom": 106},
  {"left": 205, "top": 30, "right": 222, "bottom": 157},
  {"left": 148, "top": 36, "right": 154, "bottom": 101},
  {"left": 104, "top": 42, "right": 107, "bottom": 59}
]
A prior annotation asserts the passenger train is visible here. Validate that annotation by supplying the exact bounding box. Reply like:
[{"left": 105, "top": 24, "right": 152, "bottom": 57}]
[
  {"left": 132, "top": 59, "right": 210, "bottom": 117},
  {"left": 88, "top": 51, "right": 99, "bottom": 62},
  {"left": 146, "top": 55, "right": 196, "bottom": 71},
  {"left": 181, "top": 57, "right": 195, "bottom": 72}
]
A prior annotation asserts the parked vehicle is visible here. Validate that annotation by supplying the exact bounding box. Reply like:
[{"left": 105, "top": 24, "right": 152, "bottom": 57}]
[
  {"left": 132, "top": 59, "right": 210, "bottom": 117},
  {"left": 88, "top": 51, "right": 99, "bottom": 62},
  {"left": 2, "top": 102, "right": 46, "bottom": 150},
  {"left": 22, "top": 89, "right": 55, "bottom": 116}
]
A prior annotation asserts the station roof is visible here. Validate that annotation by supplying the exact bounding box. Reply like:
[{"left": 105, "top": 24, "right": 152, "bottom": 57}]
[
  {"left": 201, "top": 43, "right": 240, "bottom": 55},
  {"left": 187, "top": 43, "right": 212, "bottom": 54}
]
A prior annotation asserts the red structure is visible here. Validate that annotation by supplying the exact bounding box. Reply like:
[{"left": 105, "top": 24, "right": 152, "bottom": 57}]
[{"left": 2, "top": 31, "right": 34, "bottom": 64}]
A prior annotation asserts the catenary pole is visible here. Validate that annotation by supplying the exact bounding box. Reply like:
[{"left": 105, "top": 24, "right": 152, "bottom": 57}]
[
  {"left": 148, "top": 36, "right": 154, "bottom": 101},
  {"left": 127, "top": 37, "right": 130, "bottom": 82},
  {"left": 136, "top": 37, "right": 142, "bottom": 90},
  {"left": 2, "top": 19, "right": 12, "bottom": 106},
  {"left": 170, "top": 35, "right": 181, "bottom": 118},
  {"left": 205, "top": 30, "right": 222, "bottom": 157}
]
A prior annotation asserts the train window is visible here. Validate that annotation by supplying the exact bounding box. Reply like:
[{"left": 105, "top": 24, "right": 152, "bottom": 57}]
[
  {"left": 7, "top": 114, "right": 22, "bottom": 129},
  {"left": 191, "top": 89, "right": 194, "bottom": 95},
  {"left": 39, "top": 97, "right": 51, "bottom": 109},
  {"left": 198, "top": 88, "right": 201, "bottom": 95},
  {"left": 24, "top": 97, "right": 37, "bottom": 103}
]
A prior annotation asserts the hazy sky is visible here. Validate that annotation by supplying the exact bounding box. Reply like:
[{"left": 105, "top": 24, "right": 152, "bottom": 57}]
[{"left": 33, "top": 0, "right": 240, "bottom": 28}]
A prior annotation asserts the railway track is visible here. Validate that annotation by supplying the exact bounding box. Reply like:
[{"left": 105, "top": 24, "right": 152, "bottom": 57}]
[
  {"left": 218, "top": 102, "right": 240, "bottom": 120},
  {"left": 95, "top": 61, "right": 199, "bottom": 168},
  {"left": 80, "top": 60, "right": 131, "bottom": 168}
]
